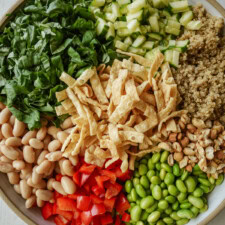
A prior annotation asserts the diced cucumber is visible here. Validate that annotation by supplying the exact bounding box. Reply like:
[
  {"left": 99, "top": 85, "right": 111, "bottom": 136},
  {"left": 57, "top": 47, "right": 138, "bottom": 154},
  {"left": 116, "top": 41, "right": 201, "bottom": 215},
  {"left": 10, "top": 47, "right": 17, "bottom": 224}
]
[
  {"left": 176, "top": 40, "right": 189, "bottom": 47},
  {"left": 128, "top": 46, "right": 146, "bottom": 55},
  {"left": 103, "top": 4, "right": 112, "bottom": 12},
  {"left": 167, "top": 20, "right": 181, "bottom": 29},
  {"left": 120, "top": 5, "right": 128, "bottom": 14},
  {"left": 105, "top": 12, "right": 117, "bottom": 22},
  {"left": 117, "top": 28, "right": 130, "bottom": 37},
  {"left": 114, "top": 21, "right": 127, "bottom": 30},
  {"left": 112, "top": 2, "right": 121, "bottom": 18},
  {"left": 92, "top": 0, "right": 105, "bottom": 7},
  {"left": 149, "top": 16, "right": 159, "bottom": 32},
  {"left": 118, "top": 0, "right": 131, "bottom": 6},
  {"left": 165, "top": 50, "right": 180, "bottom": 68},
  {"left": 127, "top": 19, "right": 140, "bottom": 32},
  {"left": 162, "top": 9, "right": 171, "bottom": 17},
  {"left": 180, "top": 11, "right": 193, "bottom": 25},
  {"left": 115, "top": 40, "right": 129, "bottom": 51},
  {"left": 132, "top": 35, "right": 146, "bottom": 47},
  {"left": 142, "top": 41, "right": 154, "bottom": 50},
  {"left": 124, "top": 36, "right": 133, "bottom": 46},
  {"left": 106, "top": 22, "right": 115, "bottom": 39},
  {"left": 126, "top": 10, "right": 143, "bottom": 21},
  {"left": 96, "top": 18, "right": 109, "bottom": 36},
  {"left": 169, "top": 1, "right": 189, "bottom": 13},
  {"left": 152, "top": 0, "right": 164, "bottom": 9},
  {"left": 149, "top": 33, "right": 162, "bottom": 41},
  {"left": 169, "top": 14, "right": 180, "bottom": 21},
  {"left": 145, "top": 48, "right": 161, "bottom": 61},
  {"left": 169, "top": 40, "right": 176, "bottom": 47},
  {"left": 140, "top": 25, "right": 151, "bottom": 34},
  {"left": 186, "top": 20, "right": 202, "bottom": 30},
  {"left": 165, "top": 26, "right": 180, "bottom": 36},
  {"left": 127, "top": 0, "right": 146, "bottom": 13},
  {"left": 161, "top": 0, "right": 169, "bottom": 6}
]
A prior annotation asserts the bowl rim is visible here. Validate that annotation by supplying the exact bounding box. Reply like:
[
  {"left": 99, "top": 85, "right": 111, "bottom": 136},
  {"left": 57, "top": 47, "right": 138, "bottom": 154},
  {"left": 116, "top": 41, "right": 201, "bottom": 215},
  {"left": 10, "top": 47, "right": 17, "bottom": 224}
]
[{"left": 0, "top": 1, "right": 225, "bottom": 225}]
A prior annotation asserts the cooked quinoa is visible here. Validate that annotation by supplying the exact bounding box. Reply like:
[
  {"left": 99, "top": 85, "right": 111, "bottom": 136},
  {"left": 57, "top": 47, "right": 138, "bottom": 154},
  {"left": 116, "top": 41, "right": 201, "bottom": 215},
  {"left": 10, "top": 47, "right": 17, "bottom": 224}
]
[{"left": 173, "top": 4, "right": 225, "bottom": 123}]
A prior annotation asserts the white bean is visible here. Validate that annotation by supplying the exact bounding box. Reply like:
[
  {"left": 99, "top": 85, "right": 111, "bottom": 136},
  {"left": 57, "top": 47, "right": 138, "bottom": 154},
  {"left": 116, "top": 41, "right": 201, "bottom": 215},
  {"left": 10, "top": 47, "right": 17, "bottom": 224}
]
[
  {"left": 61, "top": 117, "right": 73, "bottom": 130},
  {"left": 47, "top": 126, "right": 61, "bottom": 139},
  {"left": 0, "top": 156, "right": 12, "bottom": 163},
  {"left": 57, "top": 131, "right": 69, "bottom": 144},
  {"left": 45, "top": 151, "right": 62, "bottom": 162},
  {"left": 48, "top": 140, "right": 61, "bottom": 152},
  {"left": 62, "top": 160, "right": 74, "bottom": 176},
  {"left": 23, "top": 146, "right": 35, "bottom": 164},
  {"left": 1, "top": 145, "right": 19, "bottom": 160},
  {"left": 22, "top": 130, "right": 37, "bottom": 145},
  {"left": 14, "top": 184, "right": 21, "bottom": 194},
  {"left": 52, "top": 181, "right": 67, "bottom": 195},
  {"left": 27, "top": 177, "right": 47, "bottom": 189},
  {"left": 47, "top": 178, "right": 55, "bottom": 191},
  {"left": 36, "top": 189, "right": 53, "bottom": 201},
  {"left": 69, "top": 155, "right": 79, "bottom": 166},
  {"left": 0, "top": 108, "right": 11, "bottom": 124},
  {"left": 43, "top": 135, "right": 51, "bottom": 149},
  {"left": 9, "top": 115, "right": 15, "bottom": 126},
  {"left": 20, "top": 180, "right": 32, "bottom": 199},
  {"left": 1, "top": 123, "right": 13, "bottom": 138},
  {"left": 0, "top": 129, "right": 4, "bottom": 139},
  {"left": 25, "top": 195, "right": 36, "bottom": 209},
  {"left": 13, "top": 160, "right": 26, "bottom": 170},
  {"left": 29, "top": 138, "right": 44, "bottom": 150},
  {"left": 0, "top": 102, "right": 5, "bottom": 110},
  {"left": 61, "top": 176, "right": 76, "bottom": 195},
  {"left": 21, "top": 164, "right": 32, "bottom": 178},
  {"left": 13, "top": 119, "right": 26, "bottom": 137},
  {"left": 32, "top": 166, "right": 43, "bottom": 184},
  {"left": 44, "top": 162, "right": 55, "bottom": 177},
  {"left": 5, "top": 137, "right": 22, "bottom": 147},
  {"left": 37, "top": 150, "right": 49, "bottom": 165},
  {"left": 7, "top": 172, "right": 20, "bottom": 184},
  {"left": 36, "top": 127, "right": 47, "bottom": 141},
  {"left": 0, "top": 162, "right": 14, "bottom": 173},
  {"left": 36, "top": 160, "right": 52, "bottom": 174},
  {"left": 36, "top": 198, "right": 44, "bottom": 207}
]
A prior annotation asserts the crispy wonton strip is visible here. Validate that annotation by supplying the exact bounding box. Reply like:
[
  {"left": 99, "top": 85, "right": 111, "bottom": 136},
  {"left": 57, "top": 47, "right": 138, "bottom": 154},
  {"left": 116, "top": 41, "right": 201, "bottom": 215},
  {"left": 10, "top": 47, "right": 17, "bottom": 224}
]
[
  {"left": 137, "top": 81, "right": 150, "bottom": 95},
  {"left": 127, "top": 146, "right": 161, "bottom": 157},
  {"left": 60, "top": 72, "right": 76, "bottom": 87},
  {"left": 83, "top": 105, "right": 98, "bottom": 136},
  {"left": 108, "top": 123, "right": 121, "bottom": 144},
  {"left": 56, "top": 89, "right": 67, "bottom": 102},
  {"left": 119, "top": 131, "right": 144, "bottom": 143},
  {"left": 158, "top": 97, "right": 176, "bottom": 121},
  {"left": 140, "top": 93, "right": 156, "bottom": 106},
  {"left": 75, "top": 68, "right": 95, "bottom": 86},
  {"left": 55, "top": 105, "right": 76, "bottom": 116},
  {"left": 61, "top": 99, "right": 74, "bottom": 110},
  {"left": 125, "top": 78, "right": 140, "bottom": 102},
  {"left": 134, "top": 117, "right": 158, "bottom": 133}
]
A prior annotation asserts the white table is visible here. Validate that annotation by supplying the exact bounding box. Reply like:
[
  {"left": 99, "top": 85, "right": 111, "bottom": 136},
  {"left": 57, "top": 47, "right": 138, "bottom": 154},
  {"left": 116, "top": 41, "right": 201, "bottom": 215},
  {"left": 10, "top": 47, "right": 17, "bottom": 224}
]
[{"left": 0, "top": 0, "right": 225, "bottom": 224}]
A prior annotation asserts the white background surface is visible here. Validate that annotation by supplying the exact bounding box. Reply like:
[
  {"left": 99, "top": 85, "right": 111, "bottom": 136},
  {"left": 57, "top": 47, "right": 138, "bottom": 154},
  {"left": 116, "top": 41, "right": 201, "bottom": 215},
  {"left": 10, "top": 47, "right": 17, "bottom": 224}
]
[{"left": 0, "top": 0, "right": 225, "bottom": 225}]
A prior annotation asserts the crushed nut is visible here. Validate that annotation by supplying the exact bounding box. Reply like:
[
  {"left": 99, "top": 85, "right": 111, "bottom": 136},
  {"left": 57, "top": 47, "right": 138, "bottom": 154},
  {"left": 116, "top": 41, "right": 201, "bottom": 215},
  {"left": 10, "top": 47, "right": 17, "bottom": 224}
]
[
  {"left": 205, "top": 146, "right": 214, "bottom": 160},
  {"left": 172, "top": 142, "right": 182, "bottom": 152}
]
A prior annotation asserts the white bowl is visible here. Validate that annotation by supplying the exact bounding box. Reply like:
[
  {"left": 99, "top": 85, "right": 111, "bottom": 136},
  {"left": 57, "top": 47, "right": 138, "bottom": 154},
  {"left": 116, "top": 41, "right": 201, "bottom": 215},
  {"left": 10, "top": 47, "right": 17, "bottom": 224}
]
[{"left": 0, "top": 1, "right": 225, "bottom": 225}]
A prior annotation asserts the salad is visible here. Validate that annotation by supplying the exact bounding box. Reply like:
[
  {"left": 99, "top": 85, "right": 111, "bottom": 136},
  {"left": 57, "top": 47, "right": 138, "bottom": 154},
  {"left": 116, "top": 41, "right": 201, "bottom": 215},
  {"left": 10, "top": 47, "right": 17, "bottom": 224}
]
[{"left": 0, "top": 0, "right": 224, "bottom": 225}]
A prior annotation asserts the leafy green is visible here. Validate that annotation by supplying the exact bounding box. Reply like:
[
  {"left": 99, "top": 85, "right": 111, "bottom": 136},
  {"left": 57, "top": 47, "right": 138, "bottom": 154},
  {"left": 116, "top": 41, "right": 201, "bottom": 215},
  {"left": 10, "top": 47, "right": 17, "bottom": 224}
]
[{"left": 0, "top": 0, "right": 118, "bottom": 130}]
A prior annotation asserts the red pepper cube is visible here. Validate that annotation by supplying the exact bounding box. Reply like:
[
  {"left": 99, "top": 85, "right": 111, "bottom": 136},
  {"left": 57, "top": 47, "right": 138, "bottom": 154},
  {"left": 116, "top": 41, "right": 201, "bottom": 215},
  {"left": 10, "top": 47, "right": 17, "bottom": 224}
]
[
  {"left": 115, "top": 193, "right": 130, "bottom": 215},
  {"left": 42, "top": 202, "right": 53, "bottom": 220},
  {"left": 101, "top": 213, "right": 113, "bottom": 225},
  {"left": 57, "top": 198, "right": 77, "bottom": 212},
  {"left": 80, "top": 211, "right": 93, "bottom": 225},
  {"left": 79, "top": 164, "right": 96, "bottom": 174},
  {"left": 103, "top": 198, "right": 116, "bottom": 212},
  {"left": 95, "top": 175, "right": 110, "bottom": 189},
  {"left": 91, "top": 203, "right": 106, "bottom": 217},
  {"left": 77, "top": 196, "right": 91, "bottom": 211},
  {"left": 105, "top": 182, "right": 122, "bottom": 199},
  {"left": 122, "top": 212, "right": 131, "bottom": 222}
]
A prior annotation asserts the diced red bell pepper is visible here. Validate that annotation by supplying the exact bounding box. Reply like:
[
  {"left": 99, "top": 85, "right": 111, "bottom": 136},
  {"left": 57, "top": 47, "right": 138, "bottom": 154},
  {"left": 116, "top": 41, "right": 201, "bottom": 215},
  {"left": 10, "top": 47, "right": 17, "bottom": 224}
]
[
  {"left": 80, "top": 173, "right": 91, "bottom": 186},
  {"left": 71, "top": 219, "right": 76, "bottom": 225},
  {"left": 95, "top": 176, "right": 110, "bottom": 189},
  {"left": 115, "top": 193, "right": 130, "bottom": 215},
  {"left": 79, "top": 164, "right": 96, "bottom": 174},
  {"left": 68, "top": 194, "right": 79, "bottom": 200},
  {"left": 54, "top": 215, "right": 68, "bottom": 225},
  {"left": 91, "top": 204, "right": 106, "bottom": 216},
  {"left": 90, "top": 194, "right": 103, "bottom": 204},
  {"left": 92, "top": 185, "right": 105, "bottom": 196},
  {"left": 101, "top": 213, "right": 113, "bottom": 225},
  {"left": 80, "top": 211, "right": 93, "bottom": 225},
  {"left": 53, "top": 203, "right": 58, "bottom": 215},
  {"left": 57, "top": 198, "right": 77, "bottom": 212},
  {"left": 92, "top": 216, "right": 101, "bottom": 225},
  {"left": 73, "top": 207, "right": 81, "bottom": 220},
  {"left": 122, "top": 213, "right": 131, "bottom": 222},
  {"left": 42, "top": 202, "right": 53, "bottom": 220},
  {"left": 105, "top": 182, "right": 122, "bottom": 199},
  {"left": 113, "top": 168, "right": 131, "bottom": 181},
  {"left": 105, "top": 159, "right": 121, "bottom": 170},
  {"left": 103, "top": 198, "right": 116, "bottom": 212},
  {"left": 84, "top": 182, "right": 91, "bottom": 192},
  {"left": 53, "top": 204, "right": 73, "bottom": 221},
  {"left": 54, "top": 191, "right": 63, "bottom": 200},
  {"left": 75, "top": 217, "right": 82, "bottom": 225},
  {"left": 99, "top": 170, "right": 117, "bottom": 184},
  {"left": 56, "top": 174, "right": 63, "bottom": 182},
  {"left": 73, "top": 171, "right": 81, "bottom": 186},
  {"left": 115, "top": 215, "right": 121, "bottom": 225},
  {"left": 77, "top": 196, "right": 91, "bottom": 211}
]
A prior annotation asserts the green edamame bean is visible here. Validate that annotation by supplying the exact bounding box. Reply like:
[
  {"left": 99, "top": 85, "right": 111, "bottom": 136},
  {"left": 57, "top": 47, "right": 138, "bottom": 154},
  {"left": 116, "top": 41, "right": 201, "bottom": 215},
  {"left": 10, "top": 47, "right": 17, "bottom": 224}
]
[
  {"left": 161, "top": 163, "right": 172, "bottom": 173},
  {"left": 161, "top": 182, "right": 166, "bottom": 189},
  {"left": 164, "top": 173, "right": 175, "bottom": 185},
  {"left": 163, "top": 217, "right": 174, "bottom": 224},
  {"left": 150, "top": 183, "right": 155, "bottom": 190},
  {"left": 156, "top": 162, "right": 161, "bottom": 171},
  {"left": 146, "top": 189, "right": 151, "bottom": 195},
  {"left": 140, "top": 211, "right": 149, "bottom": 220},
  {"left": 185, "top": 176, "right": 196, "bottom": 192},
  {"left": 202, "top": 196, "right": 207, "bottom": 204},
  {"left": 131, "top": 205, "right": 142, "bottom": 222},
  {"left": 145, "top": 154, "right": 151, "bottom": 159},
  {"left": 134, "top": 170, "right": 140, "bottom": 178},
  {"left": 161, "top": 151, "right": 169, "bottom": 163},
  {"left": 133, "top": 178, "right": 140, "bottom": 186},
  {"left": 188, "top": 195, "right": 204, "bottom": 209},
  {"left": 168, "top": 184, "right": 179, "bottom": 196},
  {"left": 216, "top": 174, "right": 224, "bottom": 185},
  {"left": 130, "top": 202, "right": 135, "bottom": 208},
  {"left": 165, "top": 195, "right": 176, "bottom": 204},
  {"left": 198, "top": 178, "right": 211, "bottom": 187},
  {"left": 131, "top": 188, "right": 137, "bottom": 201},
  {"left": 127, "top": 194, "right": 133, "bottom": 202},
  {"left": 180, "top": 202, "right": 192, "bottom": 209},
  {"left": 140, "top": 176, "right": 150, "bottom": 189},
  {"left": 177, "top": 193, "right": 187, "bottom": 203},
  {"left": 136, "top": 222, "right": 145, "bottom": 225},
  {"left": 151, "top": 176, "right": 161, "bottom": 185},
  {"left": 148, "top": 211, "right": 161, "bottom": 223},
  {"left": 181, "top": 170, "right": 189, "bottom": 181},
  {"left": 136, "top": 184, "right": 146, "bottom": 198},
  {"left": 135, "top": 161, "right": 139, "bottom": 169},
  {"left": 162, "top": 189, "right": 169, "bottom": 198},
  {"left": 193, "top": 188, "right": 203, "bottom": 197},
  {"left": 193, "top": 170, "right": 203, "bottom": 176},
  {"left": 139, "top": 164, "right": 148, "bottom": 175},
  {"left": 200, "top": 204, "right": 208, "bottom": 213},
  {"left": 200, "top": 184, "right": 210, "bottom": 193},
  {"left": 170, "top": 212, "right": 181, "bottom": 221},
  {"left": 136, "top": 199, "right": 141, "bottom": 205},
  {"left": 147, "top": 170, "right": 156, "bottom": 181},
  {"left": 140, "top": 196, "right": 155, "bottom": 209},
  {"left": 177, "top": 209, "right": 194, "bottom": 219},
  {"left": 173, "top": 163, "right": 181, "bottom": 177},
  {"left": 193, "top": 164, "right": 201, "bottom": 171},
  {"left": 158, "top": 200, "right": 169, "bottom": 210},
  {"left": 209, "top": 184, "right": 215, "bottom": 192},
  {"left": 176, "top": 179, "right": 187, "bottom": 193},
  {"left": 148, "top": 159, "right": 155, "bottom": 170},
  {"left": 172, "top": 201, "right": 179, "bottom": 211},
  {"left": 152, "top": 152, "right": 161, "bottom": 163},
  {"left": 140, "top": 158, "right": 148, "bottom": 164},
  {"left": 176, "top": 218, "right": 190, "bottom": 225},
  {"left": 190, "top": 206, "right": 199, "bottom": 217},
  {"left": 157, "top": 220, "right": 166, "bottom": 225},
  {"left": 146, "top": 202, "right": 158, "bottom": 213},
  {"left": 152, "top": 185, "right": 162, "bottom": 200},
  {"left": 160, "top": 169, "right": 167, "bottom": 180},
  {"left": 165, "top": 207, "right": 173, "bottom": 215},
  {"left": 125, "top": 180, "right": 133, "bottom": 193},
  {"left": 198, "top": 173, "right": 208, "bottom": 179}
]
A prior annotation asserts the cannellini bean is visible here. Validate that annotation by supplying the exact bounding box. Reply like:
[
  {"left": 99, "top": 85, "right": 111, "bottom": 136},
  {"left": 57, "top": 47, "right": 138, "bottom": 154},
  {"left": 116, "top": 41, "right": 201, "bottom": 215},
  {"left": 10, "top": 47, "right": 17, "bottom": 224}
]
[
  {"left": 36, "top": 160, "right": 52, "bottom": 174},
  {"left": 58, "top": 159, "right": 66, "bottom": 175},
  {"left": 52, "top": 181, "right": 67, "bottom": 195},
  {"left": 0, "top": 129, "right": 4, "bottom": 139},
  {"left": 48, "top": 140, "right": 61, "bottom": 152},
  {"left": 46, "top": 151, "right": 62, "bottom": 162},
  {"left": 1, "top": 123, "right": 13, "bottom": 138},
  {"left": 20, "top": 171, "right": 32, "bottom": 180},
  {"left": 25, "top": 195, "right": 36, "bottom": 209},
  {"left": 37, "top": 197, "right": 45, "bottom": 207},
  {"left": 61, "top": 176, "right": 76, "bottom": 195},
  {"left": 43, "top": 135, "right": 52, "bottom": 149},
  {"left": 47, "top": 178, "right": 55, "bottom": 191},
  {"left": 23, "top": 146, "right": 35, "bottom": 164},
  {"left": 0, "top": 102, "right": 5, "bottom": 110},
  {"left": 0, "top": 162, "right": 14, "bottom": 173},
  {"left": 0, "top": 108, "right": 11, "bottom": 124},
  {"left": 35, "top": 149, "right": 42, "bottom": 164},
  {"left": 57, "top": 131, "right": 69, "bottom": 144},
  {"left": 20, "top": 180, "right": 32, "bottom": 199},
  {"left": 1, "top": 145, "right": 19, "bottom": 160},
  {"left": 21, "top": 164, "right": 32, "bottom": 177},
  {"left": 13, "top": 119, "right": 26, "bottom": 137},
  {"left": 36, "top": 189, "right": 53, "bottom": 201},
  {"left": 45, "top": 162, "right": 55, "bottom": 177},
  {"left": 7, "top": 172, "right": 20, "bottom": 184},
  {"left": 62, "top": 160, "right": 74, "bottom": 176},
  {"left": 27, "top": 177, "right": 47, "bottom": 189},
  {"left": 14, "top": 184, "right": 21, "bottom": 194},
  {"left": 37, "top": 150, "right": 49, "bottom": 165},
  {"left": 64, "top": 128, "right": 73, "bottom": 134},
  {"left": 5, "top": 137, "right": 22, "bottom": 147},
  {"left": 12, "top": 160, "right": 26, "bottom": 170},
  {"left": 54, "top": 163, "right": 61, "bottom": 174},
  {"left": 36, "top": 127, "right": 47, "bottom": 141},
  {"left": 32, "top": 166, "right": 43, "bottom": 185},
  {"left": 22, "top": 131, "right": 37, "bottom": 145},
  {"left": 0, "top": 156, "right": 12, "bottom": 163},
  {"left": 29, "top": 138, "right": 44, "bottom": 150},
  {"left": 9, "top": 115, "right": 15, "bottom": 126},
  {"left": 61, "top": 117, "right": 73, "bottom": 130},
  {"left": 47, "top": 126, "right": 61, "bottom": 139},
  {"left": 69, "top": 155, "right": 78, "bottom": 166}
]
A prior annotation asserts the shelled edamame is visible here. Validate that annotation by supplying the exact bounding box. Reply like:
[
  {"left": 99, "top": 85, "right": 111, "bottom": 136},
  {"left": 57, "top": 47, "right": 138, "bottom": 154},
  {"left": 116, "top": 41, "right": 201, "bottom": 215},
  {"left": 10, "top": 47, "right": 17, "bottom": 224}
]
[{"left": 125, "top": 151, "right": 224, "bottom": 225}]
